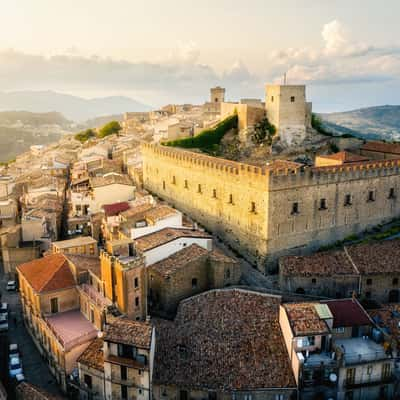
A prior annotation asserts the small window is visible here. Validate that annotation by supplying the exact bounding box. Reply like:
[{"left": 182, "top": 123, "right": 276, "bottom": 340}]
[
  {"left": 228, "top": 194, "right": 233, "bottom": 204},
  {"left": 367, "top": 365, "right": 373, "bottom": 375},
  {"left": 50, "top": 298, "right": 58, "bottom": 314},
  {"left": 90, "top": 309, "right": 94, "bottom": 323},
  {"left": 367, "top": 190, "right": 375, "bottom": 202},
  {"left": 291, "top": 202, "right": 299, "bottom": 215},
  {"left": 393, "top": 278, "right": 399, "bottom": 286},
  {"left": 307, "top": 336, "right": 315, "bottom": 346},
  {"left": 135, "top": 297, "right": 139, "bottom": 307},
  {"left": 319, "top": 198, "right": 327, "bottom": 210},
  {"left": 121, "top": 385, "right": 128, "bottom": 400},
  {"left": 344, "top": 194, "right": 352, "bottom": 206},
  {"left": 250, "top": 202, "right": 256, "bottom": 213},
  {"left": 197, "top": 184, "right": 202, "bottom": 194},
  {"left": 311, "top": 278, "right": 317, "bottom": 284},
  {"left": 184, "top": 180, "right": 188, "bottom": 189},
  {"left": 172, "top": 176, "right": 176, "bottom": 185},
  {"left": 389, "top": 188, "right": 395, "bottom": 199},
  {"left": 367, "top": 278, "right": 372, "bottom": 285},
  {"left": 134, "top": 277, "right": 139, "bottom": 288},
  {"left": 290, "top": 96, "right": 295, "bottom": 102},
  {"left": 225, "top": 269, "right": 231, "bottom": 279},
  {"left": 139, "top": 389, "right": 143, "bottom": 395},
  {"left": 84, "top": 374, "right": 92, "bottom": 389},
  {"left": 162, "top": 181, "right": 166, "bottom": 190},
  {"left": 192, "top": 278, "right": 198, "bottom": 288},
  {"left": 271, "top": 96, "right": 274, "bottom": 102},
  {"left": 212, "top": 189, "right": 217, "bottom": 198},
  {"left": 121, "top": 365, "right": 127, "bottom": 380}
]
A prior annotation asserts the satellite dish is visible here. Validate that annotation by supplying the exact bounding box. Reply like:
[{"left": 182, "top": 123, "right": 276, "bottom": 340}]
[{"left": 329, "top": 373, "right": 337, "bottom": 383}]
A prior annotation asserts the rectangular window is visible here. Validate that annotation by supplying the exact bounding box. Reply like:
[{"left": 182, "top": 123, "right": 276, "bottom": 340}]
[
  {"left": 307, "top": 336, "right": 315, "bottom": 346},
  {"left": 366, "top": 278, "right": 372, "bottom": 285},
  {"left": 184, "top": 180, "right": 188, "bottom": 189},
  {"left": 162, "top": 181, "right": 166, "bottom": 190},
  {"left": 250, "top": 202, "right": 256, "bottom": 213},
  {"left": 121, "top": 385, "right": 128, "bottom": 400},
  {"left": 319, "top": 198, "right": 327, "bottom": 210},
  {"left": 344, "top": 194, "right": 352, "bottom": 206},
  {"left": 367, "top": 190, "right": 375, "bottom": 202},
  {"left": 333, "top": 327, "right": 345, "bottom": 333},
  {"left": 346, "top": 368, "right": 356, "bottom": 385},
  {"left": 172, "top": 176, "right": 176, "bottom": 185},
  {"left": 192, "top": 278, "right": 198, "bottom": 288},
  {"left": 291, "top": 202, "right": 299, "bottom": 215},
  {"left": 212, "top": 189, "right": 217, "bottom": 198},
  {"left": 290, "top": 96, "right": 295, "bottom": 102},
  {"left": 228, "top": 194, "right": 233, "bottom": 204},
  {"left": 367, "top": 365, "right": 373, "bottom": 375},
  {"left": 382, "top": 363, "right": 391, "bottom": 379},
  {"left": 90, "top": 309, "right": 95, "bottom": 323},
  {"left": 121, "top": 365, "right": 127, "bottom": 380},
  {"left": 118, "top": 344, "right": 136, "bottom": 359},
  {"left": 135, "top": 297, "right": 140, "bottom": 308},
  {"left": 389, "top": 188, "right": 396, "bottom": 199},
  {"left": 271, "top": 96, "right": 274, "bottom": 102},
  {"left": 134, "top": 277, "right": 139, "bottom": 288},
  {"left": 197, "top": 184, "right": 202, "bottom": 194},
  {"left": 50, "top": 298, "right": 58, "bottom": 314},
  {"left": 84, "top": 374, "right": 92, "bottom": 389}
]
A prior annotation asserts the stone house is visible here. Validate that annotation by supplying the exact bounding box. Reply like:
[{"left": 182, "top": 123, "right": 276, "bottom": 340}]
[
  {"left": 51, "top": 236, "right": 98, "bottom": 257},
  {"left": 280, "top": 298, "right": 395, "bottom": 400},
  {"left": 279, "top": 238, "right": 400, "bottom": 304}
]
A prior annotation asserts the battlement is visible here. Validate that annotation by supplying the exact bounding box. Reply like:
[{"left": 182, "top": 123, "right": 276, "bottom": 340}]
[
  {"left": 141, "top": 143, "right": 274, "bottom": 178},
  {"left": 270, "top": 157, "right": 400, "bottom": 189}
]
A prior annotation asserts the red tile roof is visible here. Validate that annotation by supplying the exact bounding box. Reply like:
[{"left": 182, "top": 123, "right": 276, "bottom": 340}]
[
  {"left": 361, "top": 141, "right": 400, "bottom": 155},
  {"left": 323, "top": 299, "right": 372, "bottom": 328},
  {"left": 319, "top": 151, "right": 369, "bottom": 163},
  {"left": 17, "top": 254, "right": 76, "bottom": 293},
  {"left": 102, "top": 202, "right": 130, "bottom": 217},
  {"left": 153, "top": 289, "right": 296, "bottom": 391}
]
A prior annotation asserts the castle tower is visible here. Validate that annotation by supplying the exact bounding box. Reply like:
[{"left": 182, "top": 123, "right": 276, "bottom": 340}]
[
  {"left": 210, "top": 86, "right": 226, "bottom": 103},
  {"left": 265, "top": 84, "right": 312, "bottom": 147}
]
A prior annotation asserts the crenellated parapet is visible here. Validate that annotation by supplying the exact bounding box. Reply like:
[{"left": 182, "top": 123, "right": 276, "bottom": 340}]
[{"left": 270, "top": 158, "right": 400, "bottom": 189}]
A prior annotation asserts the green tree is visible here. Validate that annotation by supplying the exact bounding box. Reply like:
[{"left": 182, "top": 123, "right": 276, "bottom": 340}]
[
  {"left": 74, "top": 128, "right": 96, "bottom": 143},
  {"left": 98, "top": 121, "right": 122, "bottom": 138},
  {"left": 251, "top": 117, "right": 276, "bottom": 145}
]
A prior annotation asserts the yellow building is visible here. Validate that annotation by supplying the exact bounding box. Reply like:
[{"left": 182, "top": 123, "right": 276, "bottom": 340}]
[{"left": 51, "top": 236, "right": 98, "bottom": 256}]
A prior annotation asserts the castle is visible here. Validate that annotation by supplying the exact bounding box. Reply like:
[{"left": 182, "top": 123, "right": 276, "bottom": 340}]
[{"left": 141, "top": 84, "right": 400, "bottom": 272}]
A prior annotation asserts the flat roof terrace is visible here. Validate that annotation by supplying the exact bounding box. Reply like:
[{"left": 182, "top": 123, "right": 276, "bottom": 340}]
[{"left": 46, "top": 310, "right": 97, "bottom": 351}]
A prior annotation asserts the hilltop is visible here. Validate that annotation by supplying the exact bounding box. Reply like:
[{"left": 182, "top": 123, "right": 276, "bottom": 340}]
[{"left": 319, "top": 105, "right": 400, "bottom": 141}]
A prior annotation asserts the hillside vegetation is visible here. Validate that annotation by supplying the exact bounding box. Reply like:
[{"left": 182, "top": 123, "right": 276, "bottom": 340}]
[{"left": 163, "top": 115, "right": 238, "bottom": 151}]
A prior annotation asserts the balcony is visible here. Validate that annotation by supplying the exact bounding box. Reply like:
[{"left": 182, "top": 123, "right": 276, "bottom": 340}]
[
  {"left": 344, "top": 374, "right": 395, "bottom": 389},
  {"left": 79, "top": 284, "right": 112, "bottom": 309},
  {"left": 334, "top": 338, "right": 391, "bottom": 365}
]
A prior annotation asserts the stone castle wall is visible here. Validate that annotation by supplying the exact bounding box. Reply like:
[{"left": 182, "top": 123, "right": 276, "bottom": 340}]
[{"left": 142, "top": 144, "right": 400, "bottom": 272}]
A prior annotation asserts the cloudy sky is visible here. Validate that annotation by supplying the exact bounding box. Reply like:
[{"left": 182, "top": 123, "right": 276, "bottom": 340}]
[{"left": 1, "top": 0, "right": 400, "bottom": 111}]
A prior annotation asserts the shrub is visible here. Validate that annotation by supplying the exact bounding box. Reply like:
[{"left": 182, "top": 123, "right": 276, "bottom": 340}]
[
  {"left": 98, "top": 121, "right": 122, "bottom": 138},
  {"left": 74, "top": 128, "right": 96, "bottom": 143},
  {"left": 251, "top": 117, "right": 276, "bottom": 145},
  {"left": 163, "top": 115, "right": 238, "bottom": 149},
  {"left": 311, "top": 113, "right": 332, "bottom": 136}
]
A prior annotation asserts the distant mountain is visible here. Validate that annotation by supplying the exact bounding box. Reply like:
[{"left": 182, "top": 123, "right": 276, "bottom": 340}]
[
  {"left": 0, "top": 90, "right": 151, "bottom": 122},
  {"left": 0, "top": 111, "right": 72, "bottom": 128},
  {"left": 319, "top": 105, "right": 400, "bottom": 141},
  {"left": 81, "top": 114, "right": 124, "bottom": 129}
]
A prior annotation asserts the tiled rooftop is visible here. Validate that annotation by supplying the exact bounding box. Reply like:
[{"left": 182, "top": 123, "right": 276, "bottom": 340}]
[
  {"left": 90, "top": 174, "right": 132, "bottom": 188},
  {"left": 77, "top": 338, "right": 104, "bottom": 372},
  {"left": 46, "top": 310, "right": 98, "bottom": 351},
  {"left": 280, "top": 238, "right": 400, "bottom": 277},
  {"left": 153, "top": 289, "right": 296, "bottom": 391},
  {"left": 323, "top": 299, "right": 372, "bottom": 328},
  {"left": 16, "top": 382, "right": 64, "bottom": 399},
  {"left": 52, "top": 236, "right": 97, "bottom": 249},
  {"left": 17, "top": 254, "right": 76, "bottom": 293},
  {"left": 369, "top": 304, "right": 400, "bottom": 342},
  {"left": 64, "top": 254, "right": 101, "bottom": 277},
  {"left": 135, "top": 227, "right": 210, "bottom": 253},
  {"left": 280, "top": 250, "right": 356, "bottom": 277},
  {"left": 283, "top": 302, "right": 330, "bottom": 336},
  {"left": 361, "top": 141, "right": 400, "bottom": 155},
  {"left": 104, "top": 318, "right": 153, "bottom": 349},
  {"left": 347, "top": 239, "right": 400, "bottom": 274},
  {"left": 102, "top": 202, "right": 130, "bottom": 216},
  {"left": 149, "top": 244, "right": 209, "bottom": 278},
  {"left": 120, "top": 203, "right": 154, "bottom": 220}
]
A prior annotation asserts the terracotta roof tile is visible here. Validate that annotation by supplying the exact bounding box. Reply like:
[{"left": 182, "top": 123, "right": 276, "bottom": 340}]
[
  {"left": 361, "top": 141, "right": 400, "bottom": 155},
  {"left": 283, "top": 303, "right": 330, "bottom": 336},
  {"left": 104, "top": 319, "right": 153, "bottom": 349},
  {"left": 323, "top": 299, "right": 372, "bottom": 328},
  {"left": 153, "top": 289, "right": 296, "bottom": 391},
  {"left": 318, "top": 151, "right": 369, "bottom": 163},
  {"left": 149, "top": 244, "right": 209, "bottom": 278},
  {"left": 77, "top": 338, "right": 104, "bottom": 372},
  {"left": 17, "top": 254, "right": 76, "bottom": 293},
  {"left": 102, "top": 202, "right": 130, "bottom": 216},
  {"left": 135, "top": 228, "right": 210, "bottom": 253}
]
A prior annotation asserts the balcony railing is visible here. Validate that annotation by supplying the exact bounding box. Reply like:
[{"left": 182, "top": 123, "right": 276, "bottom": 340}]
[
  {"left": 79, "top": 284, "right": 112, "bottom": 309},
  {"left": 344, "top": 374, "right": 395, "bottom": 389}
]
